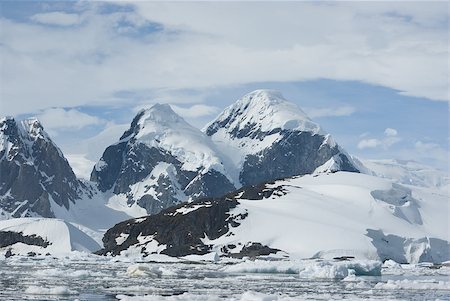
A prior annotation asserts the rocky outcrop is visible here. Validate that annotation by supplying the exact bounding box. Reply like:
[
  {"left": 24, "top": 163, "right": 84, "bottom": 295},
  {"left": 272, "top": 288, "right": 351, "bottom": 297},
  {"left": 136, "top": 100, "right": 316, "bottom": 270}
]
[
  {"left": 0, "top": 117, "right": 86, "bottom": 218},
  {"left": 96, "top": 181, "right": 292, "bottom": 258},
  {"left": 240, "top": 131, "right": 358, "bottom": 186},
  {"left": 0, "top": 231, "right": 50, "bottom": 248}
]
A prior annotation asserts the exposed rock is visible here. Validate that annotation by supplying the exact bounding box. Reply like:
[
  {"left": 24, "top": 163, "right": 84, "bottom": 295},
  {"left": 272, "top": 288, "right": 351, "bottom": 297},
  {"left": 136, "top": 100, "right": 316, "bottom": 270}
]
[
  {"left": 0, "top": 230, "right": 50, "bottom": 248},
  {"left": 0, "top": 117, "right": 85, "bottom": 218},
  {"left": 229, "top": 242, "right": 281, "bottom": 259},
  {"left": 96, "top": 181, "right": 291, "bottom": 258},
  {"left": 97, "top": 196, "right": 244, "bottom": 257}
]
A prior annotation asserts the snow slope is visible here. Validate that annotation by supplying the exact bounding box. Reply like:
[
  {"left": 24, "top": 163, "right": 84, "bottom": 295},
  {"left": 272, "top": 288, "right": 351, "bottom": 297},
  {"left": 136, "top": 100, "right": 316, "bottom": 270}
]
[
  {"left": 221, "top": 172, "right": 449, "bottom": 262},
  {"left": 0, "top": 218, "right": 101, "bottom": 255},
  {"left": 101, "top": 172, "right": 449, "bottom": 263}
]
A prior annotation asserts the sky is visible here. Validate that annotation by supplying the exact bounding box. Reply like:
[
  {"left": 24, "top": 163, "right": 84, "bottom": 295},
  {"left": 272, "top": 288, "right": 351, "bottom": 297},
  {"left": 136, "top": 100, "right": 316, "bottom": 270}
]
[{"left": 0, "top": 1, "right": 448, "bottom": 179}]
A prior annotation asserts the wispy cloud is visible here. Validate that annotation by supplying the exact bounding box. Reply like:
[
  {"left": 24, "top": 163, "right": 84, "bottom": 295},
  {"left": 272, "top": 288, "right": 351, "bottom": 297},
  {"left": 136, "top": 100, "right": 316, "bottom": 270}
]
[
  {"left": 36, "top": 108, "right": 105, "bottom": 132},
  {"left": 171, "top": 104, "right": 219, "bottom": 118},
  {"left": 30, "top": 12, "right": 82, "bottom": 26},
  {"left": 306, "top": 106, "right": 356, "bottom": 118},
  {"left": 357, "top": 128, "right": 401, "bottom": 150}
]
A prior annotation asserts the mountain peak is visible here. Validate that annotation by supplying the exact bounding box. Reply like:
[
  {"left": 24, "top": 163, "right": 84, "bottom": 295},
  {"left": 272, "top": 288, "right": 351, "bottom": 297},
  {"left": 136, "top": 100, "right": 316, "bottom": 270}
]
[
  {"left": 120, "top": 103, "right": 188, "bottom": 142},
  {"left": 239, "top": 89, "right": 286, "bottom": 105},
  {"left": 138, "top": 103, "right": 184, "bottom": 126},
  {"left": 204, "top": 89, "right": 321, "bottom": 138},
  {"left": 20, "top": 117, "right": 47, "bottom": 141}
]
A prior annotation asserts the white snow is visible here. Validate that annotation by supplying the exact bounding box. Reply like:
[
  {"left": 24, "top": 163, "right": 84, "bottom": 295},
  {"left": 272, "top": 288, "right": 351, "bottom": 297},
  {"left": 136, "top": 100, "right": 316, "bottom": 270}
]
[
  {"left": 0, "top": 217, "right": 101, "bottom": 255},
  {"left": 129, "top": 104, "right": 237, "bottom": 185},
  {"left": 116, "top": 233, "right": 130, "bottom": 245},
  {"left": 205, "top": 90, "right": 322, "bottom": 136},
  {"left": 128, "top": 162, "right": 187, "bottom": 204},
  {"left": 49, "top": 186, "right": 135, "bottom": 237},
  {"left": 223, "top": 259, "right": 381, "bottom": 279},
  {"left": 202, "top": 172, "right": 449, "bottom": 262},
  {"left": 174, "top": 203, "right": 212, "bottom": 215}
]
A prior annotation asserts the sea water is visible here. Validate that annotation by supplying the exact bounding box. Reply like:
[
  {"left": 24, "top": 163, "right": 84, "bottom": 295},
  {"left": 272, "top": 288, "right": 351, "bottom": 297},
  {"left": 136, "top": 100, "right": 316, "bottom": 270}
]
[{"left": 0, "top": 255, "right": 448, "bottom": 300}]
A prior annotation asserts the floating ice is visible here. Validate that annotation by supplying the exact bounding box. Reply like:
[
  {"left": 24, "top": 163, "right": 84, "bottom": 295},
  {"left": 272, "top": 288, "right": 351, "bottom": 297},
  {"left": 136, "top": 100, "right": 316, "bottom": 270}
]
[
  {"left": 25, "top": 285, "right": 78, "bottom": 295},
  {"left": 223, "top": 259, "right": 381, "bottom": 279}
]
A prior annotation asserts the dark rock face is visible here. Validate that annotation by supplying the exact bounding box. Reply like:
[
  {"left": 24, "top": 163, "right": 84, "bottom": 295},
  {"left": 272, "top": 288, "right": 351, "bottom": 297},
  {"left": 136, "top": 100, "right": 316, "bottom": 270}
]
[
  {"left": 97, "top": 197, "right": 244, "bottom": 257},
  {"left": 229, "top": 242, "right": 281, "bottom": 259},
  {"left": 0, "top": 117, "right": 83, "bottom": 218},
  {"left": 90, "top": 106, "right": 236, "bottom": 215},
  {"left": 240, "top": 130, "right": 358, "bottom": 186},
  {"left": 0, "top": 231, "right": 50, "bottom": 248},
  {"left": 96, "top": 182, "right": 291, "bottom": 258}
]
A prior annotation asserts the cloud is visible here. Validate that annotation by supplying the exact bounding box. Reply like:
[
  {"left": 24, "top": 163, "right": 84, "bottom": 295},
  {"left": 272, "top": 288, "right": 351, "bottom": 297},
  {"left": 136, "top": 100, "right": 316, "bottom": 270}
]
[
  {"left": 384, "top": 128, "right": 398, "bottom": 137},
  {"left": 357, "top": 128, "right": 401, "bottom": 149},
  {"left": 30, "top": 12, "right": 82, "bottom": 26},
  {"left": 171, "top": 104, "right": 219, "bottom": 118},
  {"left": 414, "top": 141, "right": 449, "bottom": 165},
  {"left": 37, "top": 108, "right": 105, "bottom": 131},
  {"left": 306, "top": 106, "right": 356, "bottom": 118},
  {"left": 0, "top": 2, "right": 448, "bottom": 117},
  {"left": 358, "top": 138, "right": 382, "bottom": 149}
]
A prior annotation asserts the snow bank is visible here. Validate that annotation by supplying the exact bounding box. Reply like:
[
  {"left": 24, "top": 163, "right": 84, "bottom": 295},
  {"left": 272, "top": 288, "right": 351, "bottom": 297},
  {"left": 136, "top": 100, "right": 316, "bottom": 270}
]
[
  {"left": 0, "top": 217, "right": 100, "bottom": 255},
  {"left": 223, "top": 259, "right": 381, "bottom": 279}
]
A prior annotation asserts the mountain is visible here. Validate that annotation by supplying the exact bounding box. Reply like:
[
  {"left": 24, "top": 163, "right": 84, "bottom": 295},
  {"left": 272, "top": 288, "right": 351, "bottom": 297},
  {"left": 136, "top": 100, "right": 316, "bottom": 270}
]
[
  {"left": 98, "top": 172, "right": 449, "bottom": 264},
  {"left": 90, "top": 104, "right": 236, "bottom": 215},
  {"left": 0, "top": 117, "right": 86, "bottom": 218},
  {"left": 204, "top": 90, "right": 360, "bottom": 186},
  {"left": 91, "top": 91, "right": 361, "bottom": 216},
  {"left": 0, "top": 116, "right": 132, "bottom": 239}
]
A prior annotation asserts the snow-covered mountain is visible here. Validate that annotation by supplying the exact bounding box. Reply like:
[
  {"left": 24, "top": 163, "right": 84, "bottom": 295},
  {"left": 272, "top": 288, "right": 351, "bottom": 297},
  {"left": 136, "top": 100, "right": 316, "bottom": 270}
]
[
  {"left": 204, "top": 90, "right": 360, "bottom": 186},
  {"left": 91, "top": 91, "right": 361, "bottom": 216},
  {"left": 0, "top": 117, "right": 86, "bottom": 218},
  {"left": 90, "top": 104, "right": 237, "bottom": 215},
  {"left": 98, "top": 172, "right": 449, "bottom": 264}
]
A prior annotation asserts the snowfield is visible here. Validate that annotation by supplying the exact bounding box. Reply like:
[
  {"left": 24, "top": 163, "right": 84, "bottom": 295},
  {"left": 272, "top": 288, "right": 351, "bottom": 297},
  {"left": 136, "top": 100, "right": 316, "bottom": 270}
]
[
  {"left": 157, "top": 172, "right": 447, "bottom": 263},
  {"left": 0, "top": 218, "right": 100, "bottom": 255}
]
